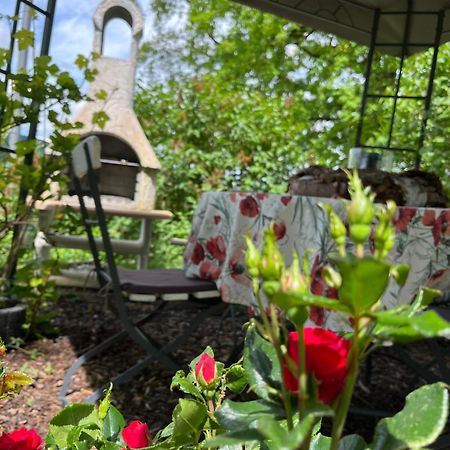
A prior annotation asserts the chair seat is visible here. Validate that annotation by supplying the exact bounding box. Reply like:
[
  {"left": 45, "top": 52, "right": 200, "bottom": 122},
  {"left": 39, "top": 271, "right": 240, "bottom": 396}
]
[{"left": 116, "top": 267, "right": 217, "bottom": 295}]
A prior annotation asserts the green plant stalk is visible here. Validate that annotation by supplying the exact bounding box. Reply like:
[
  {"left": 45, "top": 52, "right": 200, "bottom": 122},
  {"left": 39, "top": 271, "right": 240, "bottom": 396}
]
[
  {"left": 330, "top": 318, "right": 361, "bottom": 450},
  {"left": 270, "top": 305, "right": 293, "bottom": 430},
  {"left": 296, "top": 322, "right": 308, "bottom": 417},
  {"left": 254, "top": 278, "right": 272, "bottom": 339}
]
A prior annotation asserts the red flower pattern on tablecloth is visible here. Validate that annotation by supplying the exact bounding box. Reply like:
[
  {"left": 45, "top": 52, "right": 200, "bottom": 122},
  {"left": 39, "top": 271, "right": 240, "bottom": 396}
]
[
  {"left": 190, "top": 242, "right": 205, "bottom": 265},
  {"left": 256, "top": 193, "right": 268, "bottom": 200},
  {"left": 213, "top": 215, "right": 221, "bottom": 224},
  {"left": 206, "top": 235, "right": 226, "bottom": 262},
  {"left": 199, "top": 261, "right": 221, "bottom": 281},
  {"left": 239, "top": 195, "right": 260, "bottom": 218},
  {"left": 273, "top": 222, "right": 286, "bottom": 241},
  {"left": 421, "top": 209, "right": 450, "bottom": 246},
  {"left": 394, "top": 208, "right": 417, "bottom": 232},
  {"left": 228, "top": 247, "right": 252, "bottom": 288},
  {"left": 281, "top": 196, "right": 292, "bottom": 206}
]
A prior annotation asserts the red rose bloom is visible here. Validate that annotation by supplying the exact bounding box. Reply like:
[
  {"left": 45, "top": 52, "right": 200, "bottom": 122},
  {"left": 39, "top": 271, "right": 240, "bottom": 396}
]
[
  {"left": 239, "top": 196, "right": 259, "bottom": 218},
  {"left": 199, "top": 261, "right": 221, "bottom": 281},
  {"left": 122, "top": 420, "right": 151, "bottom": 449},
  {"left": 283, "top": 328, "right": 350, "bottom": 404},
  {"left": 195, "top": 353, "right": 217, "bottom": 387},
  {"left": 190, "top": 242, "right": 205, "bottom": 265},
  {"left": 206, "top": 235, "right": 226, "bottom": 262},
  {"left": 0, "top": 427, "right": 43, "bottom": 450}
]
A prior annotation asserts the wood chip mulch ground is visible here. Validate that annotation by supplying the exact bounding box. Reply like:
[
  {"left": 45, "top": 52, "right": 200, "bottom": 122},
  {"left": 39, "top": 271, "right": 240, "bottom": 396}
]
[{"left": 1, "top": 288, "right": 449, "bottom": 448}]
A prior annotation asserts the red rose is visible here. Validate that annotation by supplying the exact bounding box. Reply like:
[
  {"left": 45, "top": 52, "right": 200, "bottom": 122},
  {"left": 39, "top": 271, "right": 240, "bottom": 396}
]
[
  {"left": 199, "top": 261, "right": 221, "bottom": 281},
  {"left": 239, "top": 196, "right": 259, "bottom": 218},
  {"left": 122, "top": 420, "right": 151, "bottom": 449},
  {"left": 283, "top": 328, "right": 350, "bottom": 404},
  {"left": 0, "top": 427, "right": 43, "bottom": 450},
  {"left": 273, "top": 222, "right": 286, "bottom": 241},
  {"left": 195, "top": 353, "right": 217, "bottom": 387},
  {"left": 190, "top": 242, "right": 205, "bottom": 265},
  {"left": 206, "top": 235, "right": 226, "bottom": 262}
]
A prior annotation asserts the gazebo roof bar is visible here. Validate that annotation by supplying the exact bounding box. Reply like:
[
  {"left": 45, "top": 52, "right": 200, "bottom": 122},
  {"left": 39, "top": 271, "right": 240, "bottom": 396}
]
[{"left": 234, "top": 0, "right": 450, "bottom": 56}]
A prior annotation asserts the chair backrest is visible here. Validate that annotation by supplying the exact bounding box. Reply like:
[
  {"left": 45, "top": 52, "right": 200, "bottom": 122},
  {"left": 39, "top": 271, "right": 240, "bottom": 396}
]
[{"left": 70, "top": 137, "right": 123, "bottom": 295}]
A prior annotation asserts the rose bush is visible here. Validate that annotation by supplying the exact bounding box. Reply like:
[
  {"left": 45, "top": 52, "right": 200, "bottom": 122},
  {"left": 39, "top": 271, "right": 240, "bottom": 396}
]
[{"left": 2, "top": 171, "right": 449, "bottom": 450}]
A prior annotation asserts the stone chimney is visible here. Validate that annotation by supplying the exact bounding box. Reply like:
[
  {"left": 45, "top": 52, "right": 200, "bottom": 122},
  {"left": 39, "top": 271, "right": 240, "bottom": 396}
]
[{"left": 72, "top": 0, "right": 159, "bottom": 210}]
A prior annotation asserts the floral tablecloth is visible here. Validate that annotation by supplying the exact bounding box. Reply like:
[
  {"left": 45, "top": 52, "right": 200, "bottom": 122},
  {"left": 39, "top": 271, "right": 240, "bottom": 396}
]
[{"left": 184, "top": 192, "right": 450, "bottom": 330}]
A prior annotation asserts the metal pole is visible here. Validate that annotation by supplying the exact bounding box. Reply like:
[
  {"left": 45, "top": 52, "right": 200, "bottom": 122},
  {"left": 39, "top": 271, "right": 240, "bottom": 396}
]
[
  {"left": 386, "top": 0, "right": 413, "bottom": 148},
  {"left": 355, "top": 9, "right": 380, "bottom": 147},
  {"left": 415, "top": 10, "right": 444, "bottom": 169}
]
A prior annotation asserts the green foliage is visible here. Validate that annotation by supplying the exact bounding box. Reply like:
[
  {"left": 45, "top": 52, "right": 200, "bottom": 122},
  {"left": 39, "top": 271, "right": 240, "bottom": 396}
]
[
  {"left": 136, "top": 2, "right": 449, "bottom": 266},
  {"left": 0, "top": 15, "right": 100, "bottom": 337}
]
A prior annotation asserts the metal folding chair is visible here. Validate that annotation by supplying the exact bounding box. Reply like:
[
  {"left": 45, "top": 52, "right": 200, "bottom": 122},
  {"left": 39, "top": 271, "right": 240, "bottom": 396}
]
[{"left": 60, "top": 136, "right": 226, "bottom": 405}]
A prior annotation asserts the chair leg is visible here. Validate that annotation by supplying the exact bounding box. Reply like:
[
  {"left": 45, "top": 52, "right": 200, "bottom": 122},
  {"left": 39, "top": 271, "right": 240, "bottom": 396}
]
[
  {"left": 61, "top": 300, "right": 228, "bottom": 405},
  {"left": 60, "top": 301, "right": 176, "bottom": 405}
]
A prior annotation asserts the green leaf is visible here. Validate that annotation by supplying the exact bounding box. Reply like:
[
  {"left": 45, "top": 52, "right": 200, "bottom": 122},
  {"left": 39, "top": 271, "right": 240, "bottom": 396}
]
[
  {"left": 371, "top": 383, "right": 449, "bottom": 449},
  {"left": 337, "top": 434, "right": 368, "bottom": 450},
  {"left": 102, "top": 405, "right": 125, "bottom": 442},
  {"left": 14, "top": 29, "right": 34, "bottom": 50},
  {"left": 310, "top": 433, "right": 332, "bottom": 450},
  {"left": 225, "top": 363, "right": 248, "bottom": 394},
  {"left": 47, "top": 403, "right": 100, "bottom": 448},
  {"left": 332, "top": 255, "right": 391, "bottom": 315},
  {"left": 202, "top": 429, "right": 265, "bottom": 448},
  {"left": 390, "top": 264, "right": 410, "bottom": 287},
  {"left": 92, "top": 111, "right": 109, "bottom": 129},
  {"left": 215, "top": 399, "right": 285, "bottom": 431},
  {"left": 170, "top": 369, "right": 203, "bottom": 400},
  {"left": 243, "top": 324, "right": 281, "bottom": 400},
  {"left": 172, "top": 398, "right": 208, "bottom": 439},
  {"left": 275, "top": 291, "right": 351, "bottom": 314},
  {"left": 98, "top": 383, "right": 113, "bottom": 421},
  {"left": 374, "top": 310, "right": 450, "bottom": 342}
]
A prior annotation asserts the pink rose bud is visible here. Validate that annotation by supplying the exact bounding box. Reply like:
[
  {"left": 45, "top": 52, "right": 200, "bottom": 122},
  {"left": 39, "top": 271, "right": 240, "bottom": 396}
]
[
  {"left": 195, "top": 353, "right": 217, "bottom": 388},
  {"left": 122, "top": 420, "right": 151, "bottom": 449},
  {"left": 0, "top": 427, "right": 43, "bottom": 450}
]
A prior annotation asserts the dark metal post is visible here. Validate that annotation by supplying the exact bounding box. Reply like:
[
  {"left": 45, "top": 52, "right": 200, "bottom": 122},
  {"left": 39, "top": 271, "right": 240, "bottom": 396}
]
[
  {"left": 415, "top": 10, "right": 444, "bottom": 168},
  {"left": 355, "top": 9, "right": 380, "bottom": 147}
]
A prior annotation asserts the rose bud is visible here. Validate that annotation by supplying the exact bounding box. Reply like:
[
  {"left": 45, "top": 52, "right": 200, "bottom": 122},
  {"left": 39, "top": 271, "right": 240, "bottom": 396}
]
[
  {"left": 195, "top": 353, "right": 217, "bottom": 388},
  {"left": 122, "top": 420, "right": 151, "bottom": 449}
]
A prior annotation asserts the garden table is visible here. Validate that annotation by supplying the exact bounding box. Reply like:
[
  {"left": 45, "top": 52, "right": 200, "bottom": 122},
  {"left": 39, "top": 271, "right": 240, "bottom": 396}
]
[{"left": 184, "top": 192, "right": 450, "bottom": 331}]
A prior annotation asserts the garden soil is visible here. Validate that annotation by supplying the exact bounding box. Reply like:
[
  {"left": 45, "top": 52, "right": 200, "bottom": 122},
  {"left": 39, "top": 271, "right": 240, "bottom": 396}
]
[{"left": 1, "top": 289, "right": 449, "bottom": 447}]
